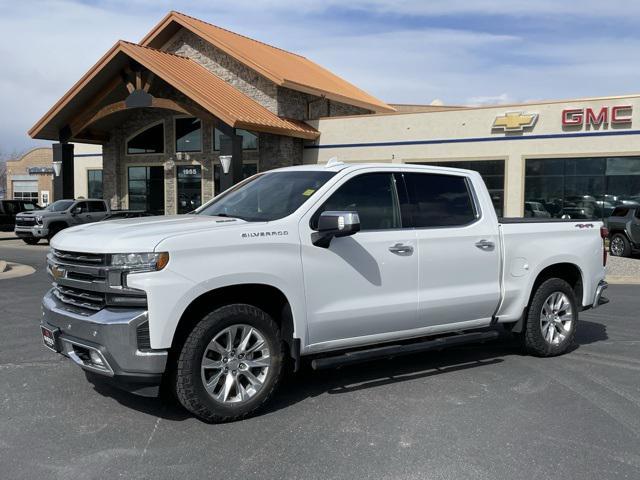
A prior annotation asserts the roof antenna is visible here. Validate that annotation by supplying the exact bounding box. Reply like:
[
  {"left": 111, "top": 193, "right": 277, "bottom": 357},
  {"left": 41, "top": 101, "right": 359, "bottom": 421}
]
[{"left": 326, "top": 156, "right": 342, "bottom": 167}]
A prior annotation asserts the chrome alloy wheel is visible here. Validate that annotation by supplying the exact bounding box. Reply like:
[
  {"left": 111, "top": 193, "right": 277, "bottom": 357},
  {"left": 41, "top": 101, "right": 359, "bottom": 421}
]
[
  {"left": 539, "top": 292, "right": 573, "bottom": 345},
  {"left": 200, "top": 324, "right": 271, "bottom": 404},
  {"left": 610, "top": 236, "right": 624, "bottom": 256}
]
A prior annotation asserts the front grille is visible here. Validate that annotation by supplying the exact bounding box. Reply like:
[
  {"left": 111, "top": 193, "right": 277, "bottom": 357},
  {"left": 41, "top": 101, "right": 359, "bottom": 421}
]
[
  {"left": 49, "top": 249, "right": 147, "bottom": 314},
  {"left": 16, "top": 217, "right": 36, "bottom": 226},
  {"left": 53, "top": 285, "right": 105, "bottom": 312},
  {"left": 53, "top": 249, "right": 106, "bottom": 265}
]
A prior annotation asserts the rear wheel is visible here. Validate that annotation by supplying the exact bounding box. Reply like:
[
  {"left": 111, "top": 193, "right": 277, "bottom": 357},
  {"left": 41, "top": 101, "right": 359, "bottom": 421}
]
[
  {"left": 524, "top": 278, "right": 578, "bottom": 357},
  {"left": 175, "top": 304, "right": 284, "bottom": 422},
  {"left": 22, "top": 237, "right": 40, "bottom": 245},
  {"left": 610, "top": 233, "right": 631, "bottom": 257}
]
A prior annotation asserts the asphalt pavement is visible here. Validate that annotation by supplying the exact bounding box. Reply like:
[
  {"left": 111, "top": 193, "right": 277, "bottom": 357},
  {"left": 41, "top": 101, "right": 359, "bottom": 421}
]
[{"left": 1, "top": 240, "right": 639, "bottom": 480}]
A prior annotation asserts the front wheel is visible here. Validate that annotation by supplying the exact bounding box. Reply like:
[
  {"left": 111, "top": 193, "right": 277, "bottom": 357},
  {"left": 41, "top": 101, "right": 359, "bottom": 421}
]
[
  {"left": 175, "top": 304, "right": 284, "bottom": 422},
  {"left": 22, "top": 237, "right": 40, "bottom": 245},
  {"left": 523, "top": 278, "right": 578, "bottom": 357}
]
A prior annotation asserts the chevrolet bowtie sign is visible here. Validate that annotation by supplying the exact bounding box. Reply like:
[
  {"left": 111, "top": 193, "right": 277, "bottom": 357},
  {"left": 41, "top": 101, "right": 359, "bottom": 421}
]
[{"left": 492, "top": 112, "right": 538, "bottom": 132}]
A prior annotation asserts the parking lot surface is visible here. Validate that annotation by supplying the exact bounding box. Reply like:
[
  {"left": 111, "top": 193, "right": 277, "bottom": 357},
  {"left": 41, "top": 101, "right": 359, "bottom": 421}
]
[{"left": 1, "top": 241, "right": 639, "bottom": 480}]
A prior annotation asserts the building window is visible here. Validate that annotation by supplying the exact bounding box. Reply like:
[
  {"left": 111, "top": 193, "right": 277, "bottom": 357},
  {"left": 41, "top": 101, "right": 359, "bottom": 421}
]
[
  {"left": 214, "top": 163, "right": 258, "bottom": 195},
  {"left": 410, "top": 160, "right": 505, "bottom": 217},
  {"left": 213, "top": 128, "right": 258, "bottom": 151},
  {"left": 175, "top": 118, "right": 202, "bottom": 153},
  {"left": 12, "top": 180, "right": 39, "bottom": 202},
  {"left": 87, "top": 169, "right": 103, "bottom": 199},
  {"left": 127, "top": 166, "right": 165, "bottom": 215},
  {"left": 126, "top": 123, "right": 164, "bottom": 154},
  {"left": 177, "top": 165, "right": 202, "bottom": 214},
  {"left": 525, "top": 156, "right": 640, "bottom": 219}
]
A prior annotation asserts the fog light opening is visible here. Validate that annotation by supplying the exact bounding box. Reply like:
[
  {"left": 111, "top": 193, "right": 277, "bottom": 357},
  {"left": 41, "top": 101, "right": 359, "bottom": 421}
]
[{"left": 89, "top": 350, "right": 104, "bottom": 366}]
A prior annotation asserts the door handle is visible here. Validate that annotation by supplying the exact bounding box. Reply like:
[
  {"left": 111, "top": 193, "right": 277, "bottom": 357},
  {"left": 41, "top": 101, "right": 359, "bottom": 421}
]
[
  {"left": 389, "top": 243, "right": 414, "bottom": 256},
  {"left": 475, "top": 239, "right": 495, "bottom": 250}
]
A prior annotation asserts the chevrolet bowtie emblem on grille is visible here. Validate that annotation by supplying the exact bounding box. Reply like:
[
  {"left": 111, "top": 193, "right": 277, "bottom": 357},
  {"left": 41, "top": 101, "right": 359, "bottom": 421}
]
[
  {"left": 51, "top": 265, "right": 66, "bottom": 280},
  {"left": 492, "top": 112, "right": 538, "bottom": 132}
]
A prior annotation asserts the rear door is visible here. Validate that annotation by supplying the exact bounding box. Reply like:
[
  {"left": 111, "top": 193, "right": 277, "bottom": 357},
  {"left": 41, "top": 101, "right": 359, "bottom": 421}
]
[
  {"left": 88, "top": 201, "right": 109, "bottom": 221},
  {"left": 300, "top": 171, "right": 419, "bottom": 348},
  {"left": 401, "top": 171, "right": 501, "bottom": 327}
]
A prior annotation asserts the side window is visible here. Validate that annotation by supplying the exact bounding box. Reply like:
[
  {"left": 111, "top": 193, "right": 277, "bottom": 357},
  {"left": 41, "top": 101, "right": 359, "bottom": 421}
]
[
  {"left": 75, "top": 202, "right": 89, "bottom": 214},
  {"left": 611, "top": 207, "right": 629, "bottom": 217},
  {"left": 89, "top": 201, "right": 106, "bottom": 212},
  {"left": 3, "top": 202, "right": 16, "bottom": 215},
  {"left": 312, "top": 173, "right": 400, "bottom": 231},
  {"left": 403, "top": 173, "right": 476, "bottom": 228}
]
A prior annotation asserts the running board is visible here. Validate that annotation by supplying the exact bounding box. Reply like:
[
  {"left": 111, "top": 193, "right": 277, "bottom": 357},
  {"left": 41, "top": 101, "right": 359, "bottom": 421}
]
[{"left": 310, "top": 330, "right": 500, "bottom": 370}]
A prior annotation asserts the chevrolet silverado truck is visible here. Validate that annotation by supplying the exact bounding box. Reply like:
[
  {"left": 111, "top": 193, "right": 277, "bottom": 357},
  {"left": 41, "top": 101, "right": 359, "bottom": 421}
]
[
  {"left": 15, "top": 198, "right": 110, "bottom": 244},
  {"left": 606, "top": 205, "right": 640, "bottom": 257},
  {"left": 41, "top": 163, "right": 610, "bottom": 422}
]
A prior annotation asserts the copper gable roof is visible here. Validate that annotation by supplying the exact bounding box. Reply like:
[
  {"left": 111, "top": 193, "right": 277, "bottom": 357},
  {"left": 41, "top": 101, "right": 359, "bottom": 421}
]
[
  {"left": 141, "top": 11, "right": 394, "bottom": 113},
  {"left": 29, "top": 41, "right": 319, "bottom": 141}
]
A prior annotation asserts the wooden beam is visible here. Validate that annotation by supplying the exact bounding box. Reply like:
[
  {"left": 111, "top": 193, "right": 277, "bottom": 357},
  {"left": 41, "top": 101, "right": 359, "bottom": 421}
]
[
  {"left": 68, "top": 75, "right": 124, "bottom": 137},
  {"left": 142, "top": 72, "right": 155, "bottom": 93},
  {"left": 72, "top": 96, "right": 191, "bottom": 136}
]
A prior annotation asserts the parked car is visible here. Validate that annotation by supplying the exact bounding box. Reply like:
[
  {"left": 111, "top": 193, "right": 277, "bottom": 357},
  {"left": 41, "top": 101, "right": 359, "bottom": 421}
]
[
  {"left": 524, "top": 201, "right": 551, "bottom": 218},
  {"left": 606, "top": 205, "right": 640, "bottom": 257},
  {"left": 0, "top": 199, "right": 40, "bottom": 231},
  {"left": 41, "top": 163, "right": 609, "bottom": 422},
  {"left": 15, "top": 198, "right": 109, "bottom": 244}
]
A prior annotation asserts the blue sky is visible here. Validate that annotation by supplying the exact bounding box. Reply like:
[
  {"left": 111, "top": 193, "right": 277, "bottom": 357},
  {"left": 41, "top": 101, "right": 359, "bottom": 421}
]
[{"left": 1, "top": 0, "right": 639, "bottom": 153}]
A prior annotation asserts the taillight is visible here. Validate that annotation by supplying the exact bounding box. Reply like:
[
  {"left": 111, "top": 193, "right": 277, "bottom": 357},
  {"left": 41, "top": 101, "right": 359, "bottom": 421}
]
[{"left": 600, "top": 226, "right": 609, "bottom": 266}]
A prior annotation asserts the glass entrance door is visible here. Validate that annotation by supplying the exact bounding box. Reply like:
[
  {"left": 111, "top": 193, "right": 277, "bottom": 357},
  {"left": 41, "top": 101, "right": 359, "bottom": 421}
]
[
  {"left": 128, "top": 166, "right": 165, "bottom": 215},
  {"left": 177, "top": 165, "right": 202, "bottom": 214}
]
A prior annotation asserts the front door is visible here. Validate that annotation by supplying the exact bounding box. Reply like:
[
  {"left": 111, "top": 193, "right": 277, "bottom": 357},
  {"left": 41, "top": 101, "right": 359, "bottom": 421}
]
[
  {"left": 402, "top": 171, "right": 501, "bottom": 327},
  {"left": 300, "top": 172, "right": 419, "bottom": 348}
]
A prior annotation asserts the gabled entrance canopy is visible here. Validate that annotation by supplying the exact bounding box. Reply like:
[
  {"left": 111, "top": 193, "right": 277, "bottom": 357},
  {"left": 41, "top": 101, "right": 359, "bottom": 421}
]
[{"left": 29, "top": 40, "right": 320, "bottom": 143}]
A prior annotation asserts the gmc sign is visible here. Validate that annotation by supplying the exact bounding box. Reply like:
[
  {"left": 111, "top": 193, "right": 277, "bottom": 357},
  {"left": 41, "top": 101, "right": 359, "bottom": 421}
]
[{"left": 562, "top": 105, "right": 632, "bottom": 128}]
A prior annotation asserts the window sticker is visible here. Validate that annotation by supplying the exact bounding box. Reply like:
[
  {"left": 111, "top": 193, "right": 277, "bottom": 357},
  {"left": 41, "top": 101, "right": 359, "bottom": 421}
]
[{"left": 302, "top": 189, "right": 316, "bottom": 196}]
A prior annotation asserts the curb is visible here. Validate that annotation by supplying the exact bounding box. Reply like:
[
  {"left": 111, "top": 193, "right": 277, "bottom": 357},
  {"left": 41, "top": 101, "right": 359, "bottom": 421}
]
[
  {"left": 605, "top": 275, "right": 640, "bottom": 285},
  {"left": 0, "top": 262, "right": 36, "bottom": 280}
]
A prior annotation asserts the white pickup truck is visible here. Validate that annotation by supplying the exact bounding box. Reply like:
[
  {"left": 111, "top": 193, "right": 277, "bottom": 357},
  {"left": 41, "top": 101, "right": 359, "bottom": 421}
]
[{"left": 41, "top": 162, "right": 609, "bottom": 422}]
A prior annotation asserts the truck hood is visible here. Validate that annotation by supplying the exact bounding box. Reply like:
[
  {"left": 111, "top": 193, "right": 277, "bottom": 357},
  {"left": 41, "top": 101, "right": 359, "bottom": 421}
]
[{"left": 50, "top": 215, "right": 249, "bottom": 253}]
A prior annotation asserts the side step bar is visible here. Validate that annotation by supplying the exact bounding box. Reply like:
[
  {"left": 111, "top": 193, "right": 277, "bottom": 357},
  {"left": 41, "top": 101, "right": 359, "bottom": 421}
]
[{"left": 310, "top": 330, "right": 500, "bottom": 370}]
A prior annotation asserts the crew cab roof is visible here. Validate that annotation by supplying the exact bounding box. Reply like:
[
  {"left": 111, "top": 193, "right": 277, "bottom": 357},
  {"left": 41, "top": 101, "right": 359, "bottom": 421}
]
[{"left": 273, "top": 162, "right": 478, "bottom": 177}]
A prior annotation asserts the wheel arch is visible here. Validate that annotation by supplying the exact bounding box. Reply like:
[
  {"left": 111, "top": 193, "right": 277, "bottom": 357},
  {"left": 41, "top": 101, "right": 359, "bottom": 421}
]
[
  {"left": 511, "top": 262, "right": 584, "bottom": 334},
  {"left": 170, "top": 283, "right": 297, "bottom": 363}
]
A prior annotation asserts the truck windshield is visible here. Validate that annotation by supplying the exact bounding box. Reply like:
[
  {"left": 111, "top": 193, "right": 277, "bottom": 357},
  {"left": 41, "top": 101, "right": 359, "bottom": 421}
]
[
  {"left": 197, "top": 171, "right": 336, "bottom": 221},
  {"left": 44, "top": 200, "right": 74, "bottom": 212}
]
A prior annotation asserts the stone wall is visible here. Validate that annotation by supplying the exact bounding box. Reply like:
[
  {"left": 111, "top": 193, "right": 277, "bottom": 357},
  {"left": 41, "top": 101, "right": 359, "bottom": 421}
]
[{"left": 165, "top": 30, "right": 278, "bottom": 113}]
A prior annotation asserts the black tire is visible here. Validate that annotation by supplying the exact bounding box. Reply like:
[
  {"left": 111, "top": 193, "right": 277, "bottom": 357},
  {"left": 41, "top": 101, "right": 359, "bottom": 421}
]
[
  {"left": 47, "top": 224, "right": 64, "bottom": 242},
  {"left": 22, "top": 237, "right": 40, "bottom": 245},
  {"left": 523, "top": 278, "right": 578, "bottom": 357},
  {"left": 609, "top": 233, "right": 631, "bottom": 257},
  {"left": 175, "top": 304, "right": 284, "bottom": 422}
]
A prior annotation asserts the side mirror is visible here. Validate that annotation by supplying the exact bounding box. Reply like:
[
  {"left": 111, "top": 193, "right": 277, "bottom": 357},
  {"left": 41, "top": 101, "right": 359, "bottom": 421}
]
[{"left": 312, "top": 211, "right": 360, "bottom": 248}]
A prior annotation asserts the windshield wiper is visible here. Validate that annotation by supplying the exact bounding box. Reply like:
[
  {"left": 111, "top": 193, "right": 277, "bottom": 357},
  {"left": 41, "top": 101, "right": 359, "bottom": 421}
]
[{"left": 213, "top": 213, "right": 251, "bottom": 221}]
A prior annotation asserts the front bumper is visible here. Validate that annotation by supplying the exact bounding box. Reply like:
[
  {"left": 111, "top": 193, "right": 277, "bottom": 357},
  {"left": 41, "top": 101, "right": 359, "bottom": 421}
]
[
  {"left": 41, "top": 289, "right": 168, "bottom": 396},
  {"left": 15, "top": 225, "right": 48, "bottom": 238}
]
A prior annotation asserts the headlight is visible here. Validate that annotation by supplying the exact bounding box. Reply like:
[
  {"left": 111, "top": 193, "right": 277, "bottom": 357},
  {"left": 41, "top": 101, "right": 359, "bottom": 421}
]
[
  {"left": 110, "top": 252, "right": 169, "bottom": 272},
  {"left": 35, "top": 216, "right": 43, "bottom": 224}
]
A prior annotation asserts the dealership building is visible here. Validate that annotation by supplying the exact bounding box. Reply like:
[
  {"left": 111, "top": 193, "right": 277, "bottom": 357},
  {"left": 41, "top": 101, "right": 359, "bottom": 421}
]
[{"left": 30, "top": 11, "right": 640, "bottom": 218}]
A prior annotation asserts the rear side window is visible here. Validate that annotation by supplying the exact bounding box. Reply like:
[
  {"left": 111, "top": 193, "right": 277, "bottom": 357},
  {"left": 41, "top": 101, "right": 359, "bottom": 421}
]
[
  {"left": 3, "top": 202, "right": 17, "bottom": 215},
  {"left": 610, "top": 207, "right": 629, "bottom": 217},
  {"left": 312, "top": 173, "right": 401, "bottom": 231},
  {"left": 89, "top": 201, "right": 106, "bottom": 212},
  {"left": 403, "top": 173, "right": 476, "bottom": 228}
]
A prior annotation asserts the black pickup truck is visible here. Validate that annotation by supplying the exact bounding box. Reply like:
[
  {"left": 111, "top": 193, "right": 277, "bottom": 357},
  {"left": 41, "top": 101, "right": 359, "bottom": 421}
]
[
  {"left": 0, "top": 199, "right": 40, "bottom": 231},
  {"left": 606, "top": 205, "right": 640, "bottom": 257}
]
